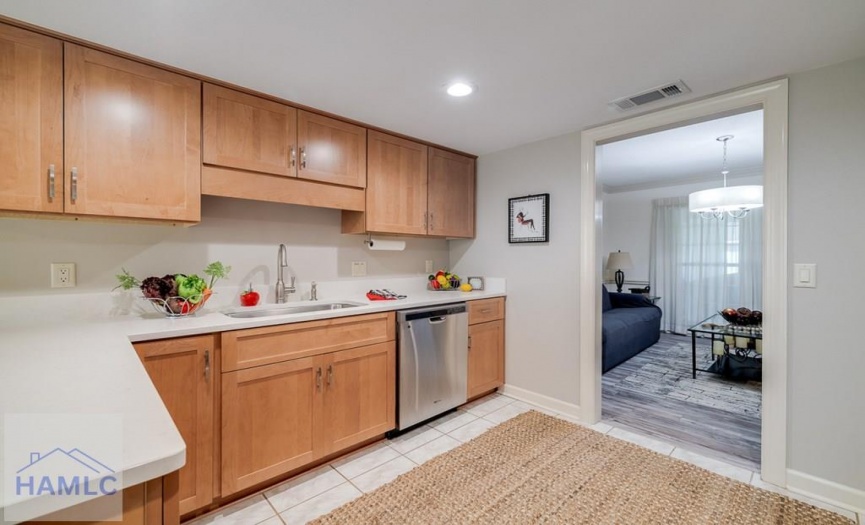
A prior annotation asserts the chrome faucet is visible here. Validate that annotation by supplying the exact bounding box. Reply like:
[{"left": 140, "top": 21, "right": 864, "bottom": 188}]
[
  {"left": 275, "top": 244, "right": 296, "bottom": 303},
  {"left": 310, "top": 281, "right": 318, "bottom": 301}
]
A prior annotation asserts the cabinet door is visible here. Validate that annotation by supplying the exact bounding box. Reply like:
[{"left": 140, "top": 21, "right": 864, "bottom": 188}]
[
  {"left": 297, "top": 110, "right": 366, "bottom": 188},
  {"left": 203, "top": 83, "right": 297, "bottom": 177},
  {"left": 365, "top": 131, "right": 428, "bottom": 235},
  {"left": 64, "top": 44, "right": 201, "bottom": 222},
  {"left": 427, "top": 148, "right": 475, "bottom": 238},
  {"left": 134, "top": 336, "right": 215, "bottom": 516},
  {"left": 319, "top": 342, "right": 395, "bottom": 455},
  {"left": 221, "top": 357, "right": 318, "bottom": 495},
  {"left": 468, "top": 320, "right": 504, "bottom": 398},
  {"left": 0, "top": 23, "right": 63, "bottom": 213}
]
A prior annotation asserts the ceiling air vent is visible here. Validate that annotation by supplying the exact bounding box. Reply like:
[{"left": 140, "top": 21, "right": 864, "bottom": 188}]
[{"left": 609, "top": 80, "right": 691, "bottom": 112}]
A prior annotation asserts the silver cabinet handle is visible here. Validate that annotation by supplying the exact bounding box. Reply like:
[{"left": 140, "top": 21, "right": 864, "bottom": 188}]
[
  {"left": 70, "top": 167, "right": 78, "bottom": 203},
  {"left": 48, "top": 164, "right": 56, "bottom": 200},
  {"left": 316, "top": 367, "right": 322, "bottom": 390},
  {"left": 300, "top": 147, "right": 307, "bottom": 169},
  {"left": 423, "top": 211, "right": 428, "bottom": 230},
  {"left": 468, "top": 335, "right": 472, "bottom": 350},
  {"left": 204, "top": 350, "right": 210, "bottom": 381},
  {"left": 480, "top": 308, "right": 492, "bottom": 314},
  {"left": 290, "top": 147, "right": 296, "bottom": 167},
  {"left": 429, "top": 212, "right": 434, "bottom": 231},
  {"left": 327, "top": 365, "right": 333, "bottom": 387}
]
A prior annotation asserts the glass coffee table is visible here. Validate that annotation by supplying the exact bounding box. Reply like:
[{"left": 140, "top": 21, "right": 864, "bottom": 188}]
[{"left": 688, "top": 313, "right": 762, "bottom": 379}]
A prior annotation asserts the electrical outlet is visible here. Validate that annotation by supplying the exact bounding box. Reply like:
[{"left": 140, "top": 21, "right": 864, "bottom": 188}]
[
  {"left": 425, "top": 260, "right": 434, "bottom": 273},
  {"left": 351, "top": 261, "right": 367, "bottom": 277},
  {"left": 51, "top": 263, "right": 76, "bottom": 288}
]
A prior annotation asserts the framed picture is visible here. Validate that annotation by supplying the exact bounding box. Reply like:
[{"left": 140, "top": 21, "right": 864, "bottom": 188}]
[{"left": 508, "top": 193, "right": 550, "bottom": 243}]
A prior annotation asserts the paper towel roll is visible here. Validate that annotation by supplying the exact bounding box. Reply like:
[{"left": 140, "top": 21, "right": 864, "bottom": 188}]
[{"left": 366, "top": 237, "right": 406, "bottom": 251}]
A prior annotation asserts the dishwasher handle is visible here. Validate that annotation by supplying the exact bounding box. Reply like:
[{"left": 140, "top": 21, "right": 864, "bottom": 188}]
[{"left": 428, "top": 316, "right": 447, "bottom": 324}]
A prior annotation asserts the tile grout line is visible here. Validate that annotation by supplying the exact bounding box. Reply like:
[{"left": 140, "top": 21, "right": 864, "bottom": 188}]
[{"left": 259, "top": 494, "right": 286, "bottom": 525}]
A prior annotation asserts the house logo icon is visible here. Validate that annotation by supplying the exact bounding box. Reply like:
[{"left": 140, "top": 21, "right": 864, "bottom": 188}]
[{"left": 16, "top": 448, "right": 118, "bottom": 497}]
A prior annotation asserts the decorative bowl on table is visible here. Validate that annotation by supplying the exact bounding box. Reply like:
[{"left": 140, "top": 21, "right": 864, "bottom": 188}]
[
  {"left": 720, "top": 307, "right": 762, "bottom": 326},
  {"left": 145, "top": 289, "right": 213, "bottom": 318}
]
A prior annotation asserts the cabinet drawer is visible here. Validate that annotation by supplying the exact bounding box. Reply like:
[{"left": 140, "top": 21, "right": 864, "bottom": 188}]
[
  {"left": 221, "top": 312, "right": 395, "bottom": 372},
  {"left": 468, "top": 298, "right": 505, "bottom": 325}
]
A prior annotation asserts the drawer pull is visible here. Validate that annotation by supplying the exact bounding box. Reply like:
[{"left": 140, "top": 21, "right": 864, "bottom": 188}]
[
  {"left": 480, "top": 308, "right": 492, "bottom": 314},
  {"left": 204, "top": 350, "right": 210, "bottom": 381},
  {"left": 316, "top": 367, "right": 322, "bottom": 390},
  {"left": 327, "top": 365, "right": 333, "bottom": 386},
  {"left": 468, "top": 335, "right": 472, "bottom": 350}
]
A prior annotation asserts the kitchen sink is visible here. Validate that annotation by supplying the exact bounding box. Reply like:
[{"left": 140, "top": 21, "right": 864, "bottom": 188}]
[{"left": 224, "top": 301, "right": 365, "bottom": 319}]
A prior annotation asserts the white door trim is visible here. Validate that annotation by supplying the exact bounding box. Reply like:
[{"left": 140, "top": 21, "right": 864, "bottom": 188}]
[{"left": 578, "top": 80, "right": 789, "bottom": 485}]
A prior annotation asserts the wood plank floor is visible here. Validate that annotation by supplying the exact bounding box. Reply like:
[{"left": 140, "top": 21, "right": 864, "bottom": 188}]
[{"left": 602, "top": 333, "right": 762, "bottom": 471}]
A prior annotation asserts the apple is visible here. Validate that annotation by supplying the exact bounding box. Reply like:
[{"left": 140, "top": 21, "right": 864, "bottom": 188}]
[{"left": 240, "top": 283, "right": 260, "bottom": 307}]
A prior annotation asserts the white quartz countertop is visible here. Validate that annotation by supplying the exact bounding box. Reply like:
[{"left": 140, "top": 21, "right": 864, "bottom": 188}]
[{"left": 0, "top": 277, "right": 504, "bottom": 520}]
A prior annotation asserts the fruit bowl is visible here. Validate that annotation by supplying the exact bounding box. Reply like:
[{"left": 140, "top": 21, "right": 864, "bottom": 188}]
[
  {"left": 427, "top": 278, "right": 461, "bottom": 291},
  {"left": 145, "top": 289, "right": 212, "bottom": 318},
  {"left": 719, "top": 307, "right": 762, "bottom": 326}
]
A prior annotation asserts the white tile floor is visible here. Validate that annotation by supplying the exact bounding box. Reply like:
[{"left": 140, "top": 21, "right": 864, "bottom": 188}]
[{"left": 187, "top": 393, "right": 862, "bottom": 525}]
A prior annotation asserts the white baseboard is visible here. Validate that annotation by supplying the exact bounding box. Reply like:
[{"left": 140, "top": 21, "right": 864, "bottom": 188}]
[
  {"left": 500, "top": 384, "right": 581, "bottom": 419},
  {"left": 787, "top": 469, "right": 865, "bottom": 514}
]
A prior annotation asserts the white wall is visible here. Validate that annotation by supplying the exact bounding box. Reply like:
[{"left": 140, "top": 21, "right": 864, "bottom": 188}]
[
  {"left": 787, "top": 56, "right": 865, "bottom": 491},
  {"left": 0, "top": 196, "right": 449, "bottom": 297},
  {"left": 602, "top": 176, "right": 763, "bottom": 284},
  {"left": 450, "top": 132, "right": 581, "bottom": 407}
]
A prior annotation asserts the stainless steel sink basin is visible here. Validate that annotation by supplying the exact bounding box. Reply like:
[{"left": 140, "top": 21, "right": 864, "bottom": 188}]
[{"left": 224, "top": 302, "right": 365, "bottom": 319}]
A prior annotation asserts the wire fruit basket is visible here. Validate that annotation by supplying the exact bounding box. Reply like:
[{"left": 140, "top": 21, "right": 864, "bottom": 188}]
[
  {"left": 427, "top": 278, "right": 461, "bottom": 291},
  {"left": 145, "top": 289, "right": 212, "bottom": 318}
]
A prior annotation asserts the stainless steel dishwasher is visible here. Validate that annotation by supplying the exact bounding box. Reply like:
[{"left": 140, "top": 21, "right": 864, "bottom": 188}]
[{"left": 396, "top": 303, "right": 468, "bottom": 430}]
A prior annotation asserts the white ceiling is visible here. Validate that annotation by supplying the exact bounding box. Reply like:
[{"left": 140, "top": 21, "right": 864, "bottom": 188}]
[
  {"left": 1, "top": 1, "right": 864, "bottom": 155},
  {"left": 598, "top": 110, "right": 763, "bottom": 190}
]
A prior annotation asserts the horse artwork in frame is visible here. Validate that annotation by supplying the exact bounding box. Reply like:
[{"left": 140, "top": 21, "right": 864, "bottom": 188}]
[{"left": 508, "top": 193, "right": 549, "bottom": 243}]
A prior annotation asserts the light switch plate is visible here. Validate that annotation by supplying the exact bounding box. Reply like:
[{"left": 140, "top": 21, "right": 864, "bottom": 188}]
[
  {"left": 793, "top": 263, "right": 816, "bottom": 288},
  {"left": 351, "top": 261, "right": 367, "bottom": 277}
]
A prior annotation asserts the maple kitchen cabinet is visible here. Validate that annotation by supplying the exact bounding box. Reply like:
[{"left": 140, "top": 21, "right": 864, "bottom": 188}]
[
  {"left": 203, "top": 84, "right": 366, "bottom": 189},
  {"left": 467, "top": 298, "right": 505, "bottom": 399},
  {"left": 342, "top": 131, "right": 476, "bottom": 238},
  {"left": 0, "top": 23, "right": 63, "bottom": 214},
  {"left": 134, "top": 335, "right": 216, "bottom": 517},
  {"left": 220, "top": 313, "right": 395, "bottom": 495},
  {"left": 0, "top": 25, "right": 201, "bottom": 223}
]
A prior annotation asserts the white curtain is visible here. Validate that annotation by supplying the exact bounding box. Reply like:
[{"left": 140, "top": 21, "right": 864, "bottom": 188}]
[{"left": 649, "top": 196, "right": 762, "bottom": 333}]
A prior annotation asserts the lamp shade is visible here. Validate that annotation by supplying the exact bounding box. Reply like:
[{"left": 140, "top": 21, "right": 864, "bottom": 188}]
[
  {"left": 689, "top": 185, "right": 763, "bottom": 214},
  {"left": 606, "top": 251, "right": 633, "bottom": 270}
]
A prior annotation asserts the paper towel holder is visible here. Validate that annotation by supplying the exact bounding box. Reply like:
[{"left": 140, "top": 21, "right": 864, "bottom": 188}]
[{"left": 364, "top": 234, "right": 406, "bottom": 251}]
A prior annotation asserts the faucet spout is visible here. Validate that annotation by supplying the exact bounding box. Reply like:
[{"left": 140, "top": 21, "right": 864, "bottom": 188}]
[
  {"left": 275, "top": 244, "right": 296, "bottom": 304},
  {"left": 276, "top": 244, "right": 288, "bottom": 303}
]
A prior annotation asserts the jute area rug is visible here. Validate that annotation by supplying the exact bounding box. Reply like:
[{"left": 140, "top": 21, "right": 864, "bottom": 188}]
[{"left": 312, "top": 411, "right": 851, "bottom": 524}]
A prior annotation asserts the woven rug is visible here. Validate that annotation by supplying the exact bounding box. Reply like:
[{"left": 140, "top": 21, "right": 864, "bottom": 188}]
[
  {"left": 312, "top": 412, "right": 851, "bottom": 524},
  {"left": 604, "top": 338, "right": 762, "bottom": 418}
]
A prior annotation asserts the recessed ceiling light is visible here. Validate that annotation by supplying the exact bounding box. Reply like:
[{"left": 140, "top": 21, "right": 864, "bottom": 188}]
[{"left": 446, "top": 82, "right": 475, "bottom": 97}]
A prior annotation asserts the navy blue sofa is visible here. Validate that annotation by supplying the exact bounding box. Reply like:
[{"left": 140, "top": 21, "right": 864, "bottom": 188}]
[{"left": 602, "top": 285, "right": 662, "bottom": 373}]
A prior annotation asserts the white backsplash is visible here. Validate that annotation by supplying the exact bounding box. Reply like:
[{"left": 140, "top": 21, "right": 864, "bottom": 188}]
[{"left": 0, "top": 196, "right": 455, "bottom": 297}]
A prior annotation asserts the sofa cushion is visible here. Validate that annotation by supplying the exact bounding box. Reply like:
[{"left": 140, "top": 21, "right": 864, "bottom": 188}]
[{"left": 601, "top": 284, "right": 612, "bottom": 312}]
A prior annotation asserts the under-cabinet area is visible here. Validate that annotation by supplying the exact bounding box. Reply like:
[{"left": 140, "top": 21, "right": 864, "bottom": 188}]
[{"left": 131, "top": 298, "right": 504, "bottom": 520}]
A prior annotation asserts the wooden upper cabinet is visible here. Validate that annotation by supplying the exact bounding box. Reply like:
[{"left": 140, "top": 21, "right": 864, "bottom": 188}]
[
  {"left": 203, "top": 84, "right": 298, "bottom": 177},
  {"left": 297, "top": 110, "right": 366, "bottom": 188},
  {"left": 0, "top": 23, "right": 63, "bottom": 214},
  {"left": 134, "top": 336, "right": 215, "bottom": 516},
  {"left": 428, "top": 147, "right": 475, "bottom": 238},
  {"left": 64, "top": 43, "right": 201, "bottom": 222},
  {"left": 365, "top": 131, "right": 428, "bottom": 235}
]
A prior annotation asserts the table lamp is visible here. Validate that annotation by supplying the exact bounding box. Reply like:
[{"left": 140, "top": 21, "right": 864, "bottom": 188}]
[{"left": 606, "top": 250, "right": 633, "bottom": 293}]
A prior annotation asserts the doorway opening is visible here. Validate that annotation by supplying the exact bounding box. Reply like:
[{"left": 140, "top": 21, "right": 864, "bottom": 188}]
[
  {"left": 579, "top": 80, "right": 789, "bottom": 485},
  {"left": 597, "top": 109, "right": 764, "bottom": 470}
]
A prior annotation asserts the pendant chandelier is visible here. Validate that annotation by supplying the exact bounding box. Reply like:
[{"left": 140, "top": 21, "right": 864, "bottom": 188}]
[{"left": 689, "top": 135, "right": 763, "bottom": 219}]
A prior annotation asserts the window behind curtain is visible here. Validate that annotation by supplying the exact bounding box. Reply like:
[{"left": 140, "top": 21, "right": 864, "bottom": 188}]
[{"left": 649, "top": 196, "right": 762, "bottom": 333}]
